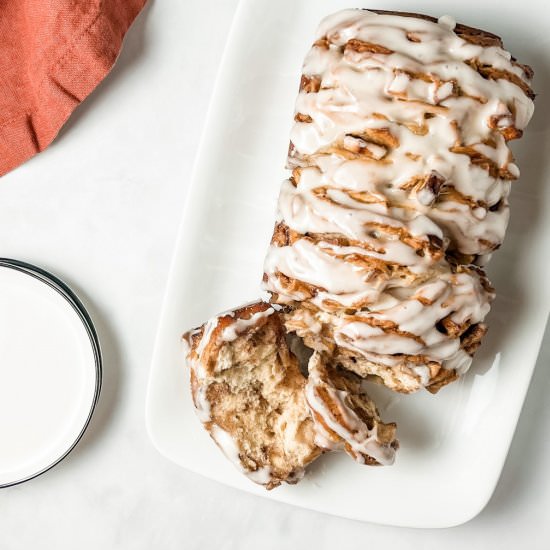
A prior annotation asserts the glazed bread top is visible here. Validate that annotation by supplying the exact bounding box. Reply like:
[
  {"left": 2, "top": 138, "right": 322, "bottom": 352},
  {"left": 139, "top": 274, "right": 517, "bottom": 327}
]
[
  {"left": 287, "top": 9, "right": 534, "bottom": 259},
  {"left": 263, "top": 10, "right": 534, "bottom": 389}
]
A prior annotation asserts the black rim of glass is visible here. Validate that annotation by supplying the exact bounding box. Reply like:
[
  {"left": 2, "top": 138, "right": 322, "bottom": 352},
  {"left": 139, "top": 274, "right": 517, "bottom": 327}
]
[{"left": 0, "top": 258, "right": 102, "bottom": 488}]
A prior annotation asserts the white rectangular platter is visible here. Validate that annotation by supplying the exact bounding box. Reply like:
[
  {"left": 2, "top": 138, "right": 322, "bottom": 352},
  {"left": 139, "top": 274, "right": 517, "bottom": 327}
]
[{"left": 146, "top": 0, "right": 550, "bottom": 528}]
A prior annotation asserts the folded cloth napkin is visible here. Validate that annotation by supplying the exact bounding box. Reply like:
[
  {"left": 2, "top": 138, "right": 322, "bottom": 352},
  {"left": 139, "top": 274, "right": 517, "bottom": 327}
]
[{"left": 0, "top": 0, "right": 146, "bottom": 176}]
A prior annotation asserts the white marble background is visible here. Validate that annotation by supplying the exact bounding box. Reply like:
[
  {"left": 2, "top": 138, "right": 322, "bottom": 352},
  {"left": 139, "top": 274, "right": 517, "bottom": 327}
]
[{"left": 0, "top": 1, "right": 548, "bottom": 547}]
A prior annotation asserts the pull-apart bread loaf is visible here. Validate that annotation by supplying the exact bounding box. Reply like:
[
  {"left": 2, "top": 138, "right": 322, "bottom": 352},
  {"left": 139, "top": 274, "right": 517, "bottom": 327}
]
[
  {"left": 263, "top": 9, "right": 534, "bottom": 394},
  {"left": 183, "top": 9, "right": 534, "bottom": 488}
]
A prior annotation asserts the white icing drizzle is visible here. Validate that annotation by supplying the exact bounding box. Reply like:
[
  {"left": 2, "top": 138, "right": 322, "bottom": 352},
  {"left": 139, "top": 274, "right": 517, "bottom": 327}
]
[
  {"left": 438, "top": 15, "right": 456, "bottom": 31},
  {"left": 264, "top": 239, "right": 386, "bottom": 307},
  {"left": 331, "top": 272, "right": 491, "bottom": 367},
  {"left": 221, "top": 307, "right": 275, "bottom": 341},
  {"left": 287, "top": 9, "right": 533, "bottom": 255},
  {"left": 279, "top": 169, "right": 444, "bottom": 246},
  {"left": 210, "top": 425, "right": 274, "bottom": 485},
  {"left": 193, "top": 385, "right": 212, "bottom": 422},
  {"left": 305, "top": 353, "right": 396, "bottom": 465},
  {"left": 263, "top": 9, "right": 531, "bottom": 387},
  {"left": 412, "top": 365, "right": 432, "bottom": 386},
  {"left": 210, "top": 424, "right": 242, "bottom": 466},
  {"left": 195, "top": 317, "right": 218, "bottom": 364}
]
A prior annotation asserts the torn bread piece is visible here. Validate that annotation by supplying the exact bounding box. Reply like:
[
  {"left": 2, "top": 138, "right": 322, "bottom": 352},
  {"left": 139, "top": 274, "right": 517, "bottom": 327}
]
[
  {"left": 184, "top": 302, "right": 321, "bottom": 489},
  {"left": 306, "top": 352, "right": 398, "bottom": 465}
]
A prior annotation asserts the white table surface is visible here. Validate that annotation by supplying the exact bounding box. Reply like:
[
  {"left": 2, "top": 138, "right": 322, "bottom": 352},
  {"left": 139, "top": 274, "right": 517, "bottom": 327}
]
[{"left": 1, "top": 1, "right": 548, "bottom": 547}]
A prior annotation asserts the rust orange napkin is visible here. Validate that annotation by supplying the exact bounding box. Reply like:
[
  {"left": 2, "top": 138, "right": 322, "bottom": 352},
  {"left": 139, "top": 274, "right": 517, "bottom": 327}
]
[{"left": 0, "top": 0, "right": 147, "bottom": 176}]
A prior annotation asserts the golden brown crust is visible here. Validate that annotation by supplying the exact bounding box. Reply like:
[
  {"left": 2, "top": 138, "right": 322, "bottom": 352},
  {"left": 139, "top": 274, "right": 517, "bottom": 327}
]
[
  {"left": 466, "top": 59, "right": 535, "bottom": 100},
  {"left": 425, "top": 369, "right": 460, "bottom": 394},
  {"left": 368, "top": 9, "right": 504, "bottom": 48},
  {"left": 345, "top": 38, "right": 394, "bottom": 55}
]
